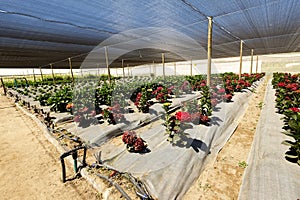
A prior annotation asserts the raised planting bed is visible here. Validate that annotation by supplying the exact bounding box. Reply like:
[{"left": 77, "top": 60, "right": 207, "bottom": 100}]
[{"left": 6, "top": 73, "right": 265, "bottom": 199}]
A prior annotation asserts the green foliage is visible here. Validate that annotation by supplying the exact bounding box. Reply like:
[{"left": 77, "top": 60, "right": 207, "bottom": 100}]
[{"left": 272, "top": 72, "right": 300, "bottom": 165}]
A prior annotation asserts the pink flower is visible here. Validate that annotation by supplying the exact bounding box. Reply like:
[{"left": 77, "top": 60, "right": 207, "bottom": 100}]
[
  {"left": 218, "top": 88, "right": 225, "bottom": 93},
  {"left": 157, "top": 86, "right": 163, "bottom": 91},
  {"left": 211, "top": 98, "right": 218, "bottom": 106}
]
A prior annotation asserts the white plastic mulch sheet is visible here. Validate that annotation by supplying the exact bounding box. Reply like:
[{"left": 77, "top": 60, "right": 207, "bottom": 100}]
[
  {"left": 98, "top": 84, "right": 260, "bottom": 199},
  {"left": 238, "top": 79, "right": 300, "bottom": 200}
]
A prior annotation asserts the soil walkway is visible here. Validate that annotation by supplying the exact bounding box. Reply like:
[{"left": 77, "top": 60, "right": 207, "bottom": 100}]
[
  {"left": 0, "top": 92, "right": 100, "bottom": 200},
  {"left": 184, "top": 77, "right": 269, "bottom": 200}
]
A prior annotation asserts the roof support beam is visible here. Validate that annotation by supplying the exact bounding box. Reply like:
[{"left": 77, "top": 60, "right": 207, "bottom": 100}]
[
  {"left": 250, "top": 49, "right": 254, "bottom": 74},
  {"left": 68, "top": 58, "right": 74, "bottom": 84},
  {"left": 39, "top": 67, "right": 43, "bottom": 82},
  {"left": 256, "top": 55, "right": 259, "bottom": 73},
  {"left": 239, "top": 40, "right": 243, "bottom": 80},
  {"left": 122, "top": 59, "right": 125, "bottom": 78},
  {"left": 33, "top": 69, "right": 36, "bottom": 85},
  {"left": 162, "top": 53, "right": 165, "bottom": 79},
  {"left": 207, "top": 16, "right": 213, "bottom": 86},
  {"left": 50, "top": 64, "right": 55, "bottom": 84},
  {"left": 104, "top": 46, "right": 111, "bottom": 85}
]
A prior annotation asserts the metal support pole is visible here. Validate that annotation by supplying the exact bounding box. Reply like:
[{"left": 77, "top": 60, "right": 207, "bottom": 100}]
[
  {"left": 0, "top": 78, "right": 7, "bottom": 95},
  {"left": 127, "top": 64, "right": 130, "bottom": 77},
  {"left": 256, "top": 55, "right": 259, "bottom": 73},
  {"left": 174, "top": 62, "right": 176, "bottom": 76},
  {"left": 33, "top": 69, "right": 36, "bottom": 85},
  {"left": 250, "top": 49, "right": 254, "bottom": 74},
  {"left": 39, "top": 67, "right": 44, "bottom": 82},
  {"left": 97, "top": 64, "right": 100, "bottom": 77},
  {"left": 239, "top": 40, "right": 243, "bottom": 80},
  {"left": 50, "top": 64, "right": 55, "bottom": 84},
  {"left": 104, "top": 46, "right": 111, "bottom": 84},
  {"left": 153, "top": 61, "right": 156, "bottom": 77},
  {"left": 207, "top": 16, "right": 213, "bottom": 87},
  {"left": 122, "top": 59, "right": 125, "bottom": 78},
  {"left": 162, "top": 53, "right": 165, "bottom": 79},
  {"left": 68, "top": 58, "right": 74, "bottom": 83},
  {"left": 190, "top": 59, "right": 193, "bottom": 76}
]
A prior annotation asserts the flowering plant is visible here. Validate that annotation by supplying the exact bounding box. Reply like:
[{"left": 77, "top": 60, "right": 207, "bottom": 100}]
[
  {"left": 122, "top": 130, "right": 148, "bottom": 152},
  {"left": 102, "top": 104, "right": 125, "bottom": 124},
  {"left": 74, "top": 106, "right": 97, "bottom": 128},
  {"left": 272, "top": 72, "right": 300, "bottom": 165},
  {"left": 135, "top": 88, "right": 151, "bottom": 113}
]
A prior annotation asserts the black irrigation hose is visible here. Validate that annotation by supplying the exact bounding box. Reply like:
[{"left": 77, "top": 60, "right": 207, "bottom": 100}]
[
  {"left": 94, "top": 173, "right": 132, "bottom": 200},
  {"left": 94, "top": 163, "right": 151, "bottom": 199}
]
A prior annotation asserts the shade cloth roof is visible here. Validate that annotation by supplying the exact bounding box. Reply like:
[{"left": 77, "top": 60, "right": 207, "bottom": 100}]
[{"left": 0, "top": 0, "right": 299, "bottom": 69}]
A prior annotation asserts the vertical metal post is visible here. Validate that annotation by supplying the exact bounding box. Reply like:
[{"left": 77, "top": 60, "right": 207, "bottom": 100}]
[
  {"left": 39, "top": 67, "right": 44, "bottom": 82},
  {"left": 162, "top": 53, "right": 165, "bottom": 79},
  {"left": 122, "top": 59, "right": 125, "bottom": 78},
  {"left": 126, "top": 64, "right": 129, "bottom": 77},
  {"left": 68, "top": 58, "right": 74, "bottom": 84},
  {"left": 174, "top": 62, "right": 176, "bottom": 76},
  {"left": 256, "top": 55, "right": 259, "bottom": 73},
  {"left": 239, "top": 40, "right": 243, "bottom": 80},
  {"left": 250, "top": 49, "right": 254, "bottom": 74},
  {"left": 153, "top": 61, "right": 156, "bottom": 77},
  {"left": 207, "top": 16, "right": 213, "bottom": 87},
  {"left": 0, "top": 78, "right": 7, "bottom": 95},
  {"left": 33, "top": 69, "right": 36, "bottom": 85},
  {"left": 104, "top": 46, "right": 111, "bottom": 84},
  {"left": 97, "top": 64, "right": 100, "bottom": 77},
  {"left": 50, "top": 64, "right": 55, "bottom": 84},
  {"left": 190, "top": 59, "right": 193, "bottom": 76}
]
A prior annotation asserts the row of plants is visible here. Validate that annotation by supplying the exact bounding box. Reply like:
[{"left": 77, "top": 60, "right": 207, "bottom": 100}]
[{"left": 272, "top": 72, "right": 300, "bottom": 165}]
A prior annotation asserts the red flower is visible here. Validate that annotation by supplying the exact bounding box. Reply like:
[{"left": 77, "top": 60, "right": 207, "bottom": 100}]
[
  {"left": 245, "top": 81, "right": 251, "bottom": 87},
  {"left": 122, "top": 130, "right": 136, "bottom": 145},
  {"left": 200, "top": 115, "right": 210, "bottom": 123},
  {"left": 175, "top": 111, "right": 191, "bottom": 122},
  {"left": 157, "top": 86, "right": 163, "bottom": 91},
  {"left": 74, "top": 115, "right": 81, "bottom": 122},
  {"left": 223, "top": 94, "right": 232, "bottom": 101},
  {"left": 134, "top": 138, "right": 145, "bottom": 151},
  {"left": 277, "top": 82, "right": 286, "bottom": 87},
  {"left": 289, "top": 107, "right": 300, "bottom": 112},
  {"left": 236, "top": 85, "right": 242, "bottom": 90}
]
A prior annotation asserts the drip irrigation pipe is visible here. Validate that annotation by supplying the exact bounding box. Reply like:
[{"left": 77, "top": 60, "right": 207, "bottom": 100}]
[{"left": 94, "top": 173, "right": 132, "bottom": 200}]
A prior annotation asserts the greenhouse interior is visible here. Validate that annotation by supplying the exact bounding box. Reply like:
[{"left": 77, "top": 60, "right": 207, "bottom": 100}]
[{"left": 0, "top": 1, "right": 299, "bottom": 199}]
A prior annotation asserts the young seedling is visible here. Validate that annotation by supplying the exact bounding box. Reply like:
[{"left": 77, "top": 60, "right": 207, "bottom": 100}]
[{"left": 238, "top": 161, "right": 248, "bottom": 168}]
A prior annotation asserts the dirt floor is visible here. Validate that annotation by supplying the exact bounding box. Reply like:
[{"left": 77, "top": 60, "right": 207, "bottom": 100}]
[
  {"left": 0, "top": 90, "right": 101, "bottom": 200},
  {"left": 184, "top": 77, "right": 268, "bottom": 200}
]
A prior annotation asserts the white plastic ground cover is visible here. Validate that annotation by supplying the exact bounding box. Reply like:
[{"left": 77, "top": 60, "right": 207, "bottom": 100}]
[
  {"left": 96, "top": 81, "right": 263, "bottom": 200},
  {"left": 238, "top": 79, "right": 300, "bottom": 200},
  {"left": 68, "top": 91, "right": 202, "bottom": 146}
]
